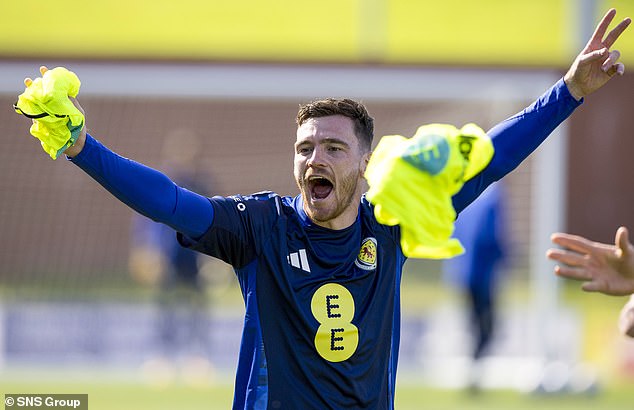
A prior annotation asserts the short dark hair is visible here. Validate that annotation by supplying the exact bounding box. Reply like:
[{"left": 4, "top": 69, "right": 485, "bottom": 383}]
[{"left": 296, "top": 98, "right": 374, "bottom": 152}]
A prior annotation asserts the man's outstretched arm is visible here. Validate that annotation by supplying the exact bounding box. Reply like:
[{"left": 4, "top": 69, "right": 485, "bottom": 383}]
[
  {"left": 62, "top": 94, "right": 214, "bottom": 239},
  {"left": 453, "top": 9, "right": 630, "bottom": 213}
]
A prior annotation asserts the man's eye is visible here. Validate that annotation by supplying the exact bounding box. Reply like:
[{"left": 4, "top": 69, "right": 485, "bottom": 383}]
[
  {"left": 328, "top": 146, "right": 342, "bottom": 152},
  {"left": 298, "top": 147, "right": 312, "bottom": 155}
]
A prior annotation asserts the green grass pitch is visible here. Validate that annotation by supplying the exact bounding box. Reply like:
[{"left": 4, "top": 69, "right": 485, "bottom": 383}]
[{"left": 2, "top": 377, "right": 633, "bottom": 410}]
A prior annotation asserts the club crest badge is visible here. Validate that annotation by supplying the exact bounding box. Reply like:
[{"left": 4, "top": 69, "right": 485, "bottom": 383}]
[{"left": 355, "top": 237, "right": 377, "bottom": 271}]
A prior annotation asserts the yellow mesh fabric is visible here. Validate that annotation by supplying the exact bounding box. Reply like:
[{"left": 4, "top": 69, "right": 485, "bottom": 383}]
[{"left": 365, "top": 123, "right": 494, "bottom": 258}]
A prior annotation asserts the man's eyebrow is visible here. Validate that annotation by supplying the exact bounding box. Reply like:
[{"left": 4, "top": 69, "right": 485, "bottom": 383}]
[
  {"left": 295, "top": 137, "right": 350, "bottom": 147},
  {"left": 321, "top": 137, "right": 350, "bottom": 146}
]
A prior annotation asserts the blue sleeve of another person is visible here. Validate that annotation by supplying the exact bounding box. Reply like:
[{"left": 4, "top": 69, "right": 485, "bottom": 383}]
[
  {"left": 69, "top": 134, "right": 214, "bottom": 239},
  {"left": 453, "top": 78, "right": 582, "bottom": 214}
]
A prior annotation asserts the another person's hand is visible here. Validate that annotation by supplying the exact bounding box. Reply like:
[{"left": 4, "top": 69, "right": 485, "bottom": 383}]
[
  {"left": 547, "top": 227, "right": 634, "bottom": 296},
  {"left": 563, "top": 8, "right": 631, "bottom": 100}
]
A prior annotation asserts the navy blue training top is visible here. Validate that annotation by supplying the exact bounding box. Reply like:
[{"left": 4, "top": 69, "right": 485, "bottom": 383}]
[{"left": 70, "top": 78, "right": 581, "bottom": 409}]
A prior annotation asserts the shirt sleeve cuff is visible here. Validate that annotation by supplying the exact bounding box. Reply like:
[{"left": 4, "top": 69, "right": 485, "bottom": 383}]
[{"left": 559, "top": 77, "right": 584, "bottom": 105}]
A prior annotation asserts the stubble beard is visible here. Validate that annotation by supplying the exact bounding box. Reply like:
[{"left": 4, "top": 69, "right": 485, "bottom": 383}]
[{"left": 297, "top": 168, "right": 361, "bottom": 225}]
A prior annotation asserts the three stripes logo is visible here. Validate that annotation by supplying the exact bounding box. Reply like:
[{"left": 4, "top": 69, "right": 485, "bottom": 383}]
[{"left": 287, "top": 249, "right": 311, "bottom": 273}]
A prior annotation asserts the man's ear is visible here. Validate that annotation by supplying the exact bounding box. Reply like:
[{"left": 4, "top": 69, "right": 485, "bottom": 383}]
[{"left": 360, "top": 151, "right": 371, "bottom": 174}]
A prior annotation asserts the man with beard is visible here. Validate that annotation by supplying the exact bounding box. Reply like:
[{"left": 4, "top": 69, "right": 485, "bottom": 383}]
[{"left": 16, "top": 9, "right": 630, "bottom": 410}]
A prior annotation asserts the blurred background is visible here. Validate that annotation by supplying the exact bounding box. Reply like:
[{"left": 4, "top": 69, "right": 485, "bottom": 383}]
[{"left": 1, "top": 0, "right": 633, "bottom": 408}]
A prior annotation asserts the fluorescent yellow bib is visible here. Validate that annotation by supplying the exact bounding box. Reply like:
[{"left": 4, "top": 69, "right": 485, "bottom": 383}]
[
  {"left": 365, "top": 123, "right": 494, "bottom": 259},
  {"left": 14, "top": 67, "right": 84, "bottom": 160}
]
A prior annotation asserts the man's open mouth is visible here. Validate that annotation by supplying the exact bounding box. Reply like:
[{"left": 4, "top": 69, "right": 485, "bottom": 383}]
[{"left": 307, "top": 176, "right": 334, "bottom": 200}]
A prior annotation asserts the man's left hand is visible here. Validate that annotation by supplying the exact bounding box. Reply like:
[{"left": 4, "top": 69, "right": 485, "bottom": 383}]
[{"left": 564, "top": 8, "right": 631, "bottom": 100}]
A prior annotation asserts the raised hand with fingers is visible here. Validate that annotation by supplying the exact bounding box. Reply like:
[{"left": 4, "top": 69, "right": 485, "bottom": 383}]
[
  {"left": 547, "top": 227, "right": 634, "bottom": 296},
  {"left": 564, "top": 8, "right": 631, "bottom": 100}
]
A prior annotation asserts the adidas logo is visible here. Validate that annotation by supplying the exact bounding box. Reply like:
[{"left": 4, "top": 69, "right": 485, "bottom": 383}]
[{"left": 287, "top": 249, "right": 311, "bottom": 273}]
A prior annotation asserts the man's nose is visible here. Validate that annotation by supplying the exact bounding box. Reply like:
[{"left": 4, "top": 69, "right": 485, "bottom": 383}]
[{"left": 307, "top": 147, "right": 326, "bottom": 167}]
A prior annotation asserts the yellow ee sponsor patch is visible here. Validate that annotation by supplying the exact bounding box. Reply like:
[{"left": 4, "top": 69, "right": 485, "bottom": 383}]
[{"left": 311, "top": 283, "right": 359, "bottom": 362}]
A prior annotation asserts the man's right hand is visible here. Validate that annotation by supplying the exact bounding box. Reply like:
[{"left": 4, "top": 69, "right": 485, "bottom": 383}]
[
  {"left": 16, "top": 65, "right": 86, "bottom": 159},
  {"left": 64, "top": 97, "right": 87, "bottom": 157}
]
